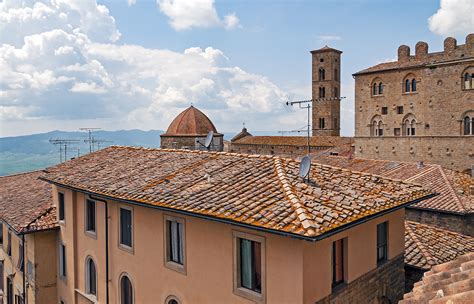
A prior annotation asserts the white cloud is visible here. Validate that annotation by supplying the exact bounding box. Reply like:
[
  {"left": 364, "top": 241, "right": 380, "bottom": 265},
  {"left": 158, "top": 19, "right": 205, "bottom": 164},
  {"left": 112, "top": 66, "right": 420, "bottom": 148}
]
[
  {"left": 428, "top": 0, "right": 474, "bottom": 36},
  {"left": 127, "top": 0, "right": 137, "bottom": 6},
  {"left": 0, "top": 0, "right": 290, "bottom": 137},
  {"left": 157, "top": 0, "right": 240, "bottom": 30},
  {"left": 317, "top": 35, "right": 342, "bottom": 41}
]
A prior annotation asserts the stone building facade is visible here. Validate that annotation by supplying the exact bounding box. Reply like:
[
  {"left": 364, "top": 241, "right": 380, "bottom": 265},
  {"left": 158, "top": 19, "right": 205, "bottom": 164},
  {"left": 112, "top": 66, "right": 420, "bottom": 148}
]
[
  {"left": 353, "top": 34, "right": 474, "bottom": 172},
  {"left": 311, "top": 46, "right": 342, "bottom": 136},
  {"left": 160, "top": 106, "right": 224, "bottom": 151}
]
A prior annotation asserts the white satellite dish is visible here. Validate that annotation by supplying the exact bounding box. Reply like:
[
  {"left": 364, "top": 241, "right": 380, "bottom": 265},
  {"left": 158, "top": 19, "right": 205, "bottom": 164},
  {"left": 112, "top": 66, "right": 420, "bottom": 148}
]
[
  {"left": 204, "top": 131, "right": 214, "bottom": 149},
  {"left": 299, "top": 155, "right": 311, "bottom": 179}
]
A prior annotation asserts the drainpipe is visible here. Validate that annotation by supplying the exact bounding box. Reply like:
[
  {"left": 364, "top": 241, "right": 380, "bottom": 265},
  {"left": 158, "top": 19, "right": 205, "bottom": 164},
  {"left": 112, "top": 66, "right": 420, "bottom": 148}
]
[
  {"left": 22, "top": 234, "right": 26, "bottom": 304},
  {"left": 89, "top": 195, "right": 109, "bottom": 304}
]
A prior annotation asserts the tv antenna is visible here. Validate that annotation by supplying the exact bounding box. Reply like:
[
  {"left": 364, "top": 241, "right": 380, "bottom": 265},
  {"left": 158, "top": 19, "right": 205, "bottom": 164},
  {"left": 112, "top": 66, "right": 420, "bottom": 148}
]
[
  {"left": 80, "top": 127, "right": 101, "bottom": 153},
  {"left": 49, "top": 139, "right": 81, "bottom": 162},
  {"left": 285, "top": 96, "right": 346, "bottom": 154},
  {"left": 90, "top": 138, "right": 113, "bottom": 151},
  {"left": 299, "top": 155, "right": 312, "bottom": 183},
  {"left": 197, "top": 131, "right": 214, "bottom": 150}
]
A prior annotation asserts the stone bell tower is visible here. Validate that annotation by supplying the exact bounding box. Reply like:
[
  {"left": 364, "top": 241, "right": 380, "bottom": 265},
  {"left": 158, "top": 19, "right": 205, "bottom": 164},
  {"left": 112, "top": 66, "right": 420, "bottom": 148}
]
[{"left": 311, "top": 46, "right": 342, "bottom": 136}]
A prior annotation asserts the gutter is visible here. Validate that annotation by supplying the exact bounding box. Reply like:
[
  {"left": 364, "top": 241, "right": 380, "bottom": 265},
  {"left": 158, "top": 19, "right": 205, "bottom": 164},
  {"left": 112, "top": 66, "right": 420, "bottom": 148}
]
[
  {"left": 88, "top": 195, "right": 110, "bottom": 304},
  {"left": 40, "top": 177, "right": 436, "bottom": 242},
  {"left": 22, "top": 234, "right": 26, "bottom": 304}
]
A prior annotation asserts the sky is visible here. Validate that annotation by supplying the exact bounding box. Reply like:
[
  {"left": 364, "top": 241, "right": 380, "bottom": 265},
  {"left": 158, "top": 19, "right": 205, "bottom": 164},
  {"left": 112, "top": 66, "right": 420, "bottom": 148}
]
[{"left": 0, "top": 0, "right": 473, "bottom": 137}]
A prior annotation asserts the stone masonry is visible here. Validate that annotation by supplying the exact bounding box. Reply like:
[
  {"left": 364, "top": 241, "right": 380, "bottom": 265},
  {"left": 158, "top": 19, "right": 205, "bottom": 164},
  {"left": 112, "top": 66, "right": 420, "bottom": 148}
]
[
  {"left": 316, "top": 254, "right": 405, "bottom": 304},
  {"left": 353, "top": 34, "right": 474, "bottom": 172}
]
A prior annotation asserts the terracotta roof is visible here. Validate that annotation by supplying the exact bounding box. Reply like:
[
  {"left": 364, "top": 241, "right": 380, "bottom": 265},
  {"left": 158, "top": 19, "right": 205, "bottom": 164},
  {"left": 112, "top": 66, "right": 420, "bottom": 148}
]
[
  {"left": 0, "top": 171, "right": 57, "bottom": 233},
  {"left": 230, "top": 127, "right": 252, "bottom": 142},
  {"left": 310, "top": 155, "right": 473, "bottom": 215},
  {"left": 41, "top": 146, "right": 432, "bottom": 239},
  {"left": 232, "top": 136, "right": 353, "bottom": 148},
  {"left": 405, "top": 221, "right": 474, "bottom": 270},
  {"left": 162, "top": 106, "right": 219, "bottom": 136},
  {"left": 310, "top": 45, "right": 342, "bottom": 54},
  {"left": 400, "top": 252, "right": 474, "bottom": 303}
]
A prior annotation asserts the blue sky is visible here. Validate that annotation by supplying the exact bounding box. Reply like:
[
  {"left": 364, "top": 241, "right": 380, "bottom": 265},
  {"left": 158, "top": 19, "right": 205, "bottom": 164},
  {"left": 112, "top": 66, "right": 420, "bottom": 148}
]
[{"left": 0, "top": 0, "right": 472, "bottom": 137}]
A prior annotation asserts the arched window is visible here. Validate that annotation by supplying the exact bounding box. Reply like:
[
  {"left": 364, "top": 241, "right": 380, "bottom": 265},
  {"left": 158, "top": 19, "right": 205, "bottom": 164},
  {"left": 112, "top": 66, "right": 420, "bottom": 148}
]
[
  {"left": 373, "top": 83, "right": 377, "bottom": 95},
  {"left": 403, "top": 114, "right": 416, "bottom": 136},
  {"left": 165, "top": 296, "right": 181, "bottom": 304},
  {"left": 120, "top": 275, "right": 133, "bottom": 304},
  {"left": 319, "top": 68, "right": 325, "bottom": 81},
  {"left": 462, "top": 111, "right": 474, "bottom": 135},
  {"left": 378, "top": 82, "right": 383, "bottom": 95},
  {"left": 319, "top": 86, "right": 325, "bottom": 98},
  {"left": 371, "top": 116, "right": 383, "bottom": 137},
  {"left": 405, "top": 79, "right": 411, "bottom": 93},
  {"left": 334, "top": 87, "right": 338, "bottom": 98},
  {"left": 462, "top": 67, "right": 474, "bottom": 90},
  {"left": 411, "top": 79, "right": 417, "bottom": 92},
  {"left": 86, "top": 257, "right": 97, "bottom": 296},
  {"left": 334, "top": 68, "right": 338, "bottom": 81}
]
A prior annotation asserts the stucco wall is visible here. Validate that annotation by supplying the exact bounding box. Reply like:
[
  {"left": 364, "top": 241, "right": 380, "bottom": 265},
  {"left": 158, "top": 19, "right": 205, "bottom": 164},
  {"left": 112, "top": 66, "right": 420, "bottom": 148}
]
[
  {"left": 55, "top": 186, "right": 406, "bottom": 303},
  {"left": 32, "top": 230, "right": 58, "bottom": 304}
]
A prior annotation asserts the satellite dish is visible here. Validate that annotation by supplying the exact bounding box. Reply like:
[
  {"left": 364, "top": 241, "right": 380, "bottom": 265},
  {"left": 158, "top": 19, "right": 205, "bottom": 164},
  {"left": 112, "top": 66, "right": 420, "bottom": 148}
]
[
  {"left": 204, "top": 131, "right": 214, "bottom": 148},
  {"left": 299, "top": 155, "right": 311, "bottom": 179}
]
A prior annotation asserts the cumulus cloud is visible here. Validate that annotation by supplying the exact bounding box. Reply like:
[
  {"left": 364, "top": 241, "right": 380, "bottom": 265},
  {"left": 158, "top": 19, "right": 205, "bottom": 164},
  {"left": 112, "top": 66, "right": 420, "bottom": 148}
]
[
  {"left": 0, "top": 0, "right": 287, "bottom": 137},
  {"left": 428, "top": 0, "right": 474, "bottom": 36},
  {"left": 317, "top": 35, "right": 342, "bottom": 41},
  {"left": 157, "top": 0, "right": 240, "bottom": 30}
]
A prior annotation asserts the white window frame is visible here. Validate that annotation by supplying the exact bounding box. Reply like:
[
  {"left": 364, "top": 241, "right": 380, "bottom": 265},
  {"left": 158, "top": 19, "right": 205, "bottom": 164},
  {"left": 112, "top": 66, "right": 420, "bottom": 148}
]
[
  {"left": 232, "top": 231, "right": 266, "bottom": 303},
  {"left": 163, "top": 215, "right": 186, "bottom": 274}
]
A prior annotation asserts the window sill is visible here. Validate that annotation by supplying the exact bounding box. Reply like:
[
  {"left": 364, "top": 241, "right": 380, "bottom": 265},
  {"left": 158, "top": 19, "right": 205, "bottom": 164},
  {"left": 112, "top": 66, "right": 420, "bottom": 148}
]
[
  {"left": 85, "top": 230, "right": 97, "bottom": 240},
  {"left": 118, "top": 243, "right": 134, "bottom": 255},
  {"left": 165, "top": 260, "right": 186, "bottom": 275},
  {"left": 234, "top": 286, "right": 264, "bottom": 303},
  {"left": 371, "top": 94, "right": 384, "bottom": 98},
  {"left": 402, "top": 92, "right": 418, "bottom": 95},
  {"left": 75, "top": 289, "right": 97, "bottom": 303}
]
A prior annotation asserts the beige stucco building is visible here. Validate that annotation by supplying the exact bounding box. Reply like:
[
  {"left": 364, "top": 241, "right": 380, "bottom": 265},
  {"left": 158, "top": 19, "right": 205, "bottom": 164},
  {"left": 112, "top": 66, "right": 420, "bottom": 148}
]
[
  {"left": 0, "top": 171, "right": 58, "bottom": 304},
  {"left": 353, "top": 33, "right": 474, "bottom": 172},
  {"left": 41, "top": 146, "right": 433, "bottom": 304}
]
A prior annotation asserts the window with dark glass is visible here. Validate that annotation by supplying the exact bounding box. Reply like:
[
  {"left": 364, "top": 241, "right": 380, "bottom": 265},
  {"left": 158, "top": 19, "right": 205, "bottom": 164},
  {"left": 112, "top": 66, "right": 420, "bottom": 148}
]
[
  {"left": 7, "top": 231, "right": 11, "bottom": 256},
  {"left": 378, "top": 82, "right": 383, "bottom": 94},
  {"left": 332, "top": 239, "right": 345, "bottom": 286},
  {"left": 86, "top": 258, "right": 97, "bottom": 296},
  {"left": 120, "top": 208, "right": 132, "bottom": 248},
  {"left": 411, "top": 79, "right": 417, "bottom": 92},
  {"left": 377, "top": 222, "right": 388, "bottom": 263},
  {"left": 17, "top": 243, "right": 24, "bottom": 272},
  {"left": 121, "top": 276, "right": 133, "bottom": 304},
  {"left": 405, "top": 79, "right": 410, "bottom": 92},
  {"left": 319, "top": 68, "right": 325, "bottom": 81},
  {"left": 166, "top": 220, "right": 184, "bottom": 265},
  {"left": 58, "top": 192, "right": 65, "bottom": 221},
  {"left": 397, "top": 106, "right": 404, "bottom": 114},
  {"left": 373, "top": 83, "right": 377, "bottom": 95},
  {"left": 59, "top": 243, "right": 66, "bottom": 277},
  {"left": 239, "top": 238, "right": 262, "bottom": 294},
  {"left": 381, "top": 107, "right": 388, "bottom": 115},
  {"left": 319, "top": 86, "right": 326, "bottom": 98},
  {"left": 319, "top": 118, "right": 325, "bottom": 129},
  {"left": 334, "top": 87, "right": 338, "bottom": 98},
  {"left": 85, "top": 199, "right": 96, "bottom": 233}
]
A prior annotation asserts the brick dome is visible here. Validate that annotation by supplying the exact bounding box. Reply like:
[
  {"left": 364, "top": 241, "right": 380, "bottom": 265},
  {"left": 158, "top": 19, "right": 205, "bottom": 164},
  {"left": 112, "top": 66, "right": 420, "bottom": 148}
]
[{"left": 163, "top": 106, "right": 218, "bottom": 136}]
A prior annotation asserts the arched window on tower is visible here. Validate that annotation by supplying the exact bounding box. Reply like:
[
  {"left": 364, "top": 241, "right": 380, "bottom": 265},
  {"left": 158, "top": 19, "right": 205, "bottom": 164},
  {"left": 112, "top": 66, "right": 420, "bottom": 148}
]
[
  {"left": 334, "top": 87, "right": 338, "bottom": 98},
  {"left": 319, "top": 86, "right": 325, "bottom": 98},
  {"left": 319, "top": 68, "right": 325, "bottom": 81},
  {"left": 378, "top": 82, "right": 383, "bottom": 95},
  {"left": 462, "top": 111, "right": 474, "bottom": 135},
  {"left": 405, "top": 79, "right": 411, "bottom": 93},
  {"left": 373, "top": 83, "right": 377, "bottom": 96},
  {"left": 411, "top": 79, "right": 417, "bottom": 92},
  {"left": 462, "top": 66, "right": 474, "bottom": 90}
]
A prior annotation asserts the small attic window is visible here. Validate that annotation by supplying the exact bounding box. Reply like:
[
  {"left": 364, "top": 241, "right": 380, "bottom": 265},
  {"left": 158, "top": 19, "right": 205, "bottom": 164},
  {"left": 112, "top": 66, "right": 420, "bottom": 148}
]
[{"left": 320, "top": 58, "right": 324, "bottom": 62}]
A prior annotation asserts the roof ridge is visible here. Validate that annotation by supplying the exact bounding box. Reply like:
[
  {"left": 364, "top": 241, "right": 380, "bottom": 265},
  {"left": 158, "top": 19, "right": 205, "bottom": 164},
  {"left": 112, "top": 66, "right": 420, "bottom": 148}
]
[
  {"left": 22, "top": 206, "right": 56, "bottom": 233},
  {"left": 273, "top": 158, "right": 318, "bottom": 235},
  {"left": 436, "top": 166, "right": 467, "bottom": 212},
  {"left": 406, "top": 221, "right": 437, "bottom": 267},
  {"left": 0, "top": 169, "right": 43, "bottom": 178}
]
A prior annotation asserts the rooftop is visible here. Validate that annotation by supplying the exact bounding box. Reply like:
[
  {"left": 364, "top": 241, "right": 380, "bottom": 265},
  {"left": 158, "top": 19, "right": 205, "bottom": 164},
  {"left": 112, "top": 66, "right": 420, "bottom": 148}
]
[
  {"left": 0, "top": 171, "right": 57, "bottom": 234},
  {"left": 400, "top": 252, "right": 474, "bottom": 303},
  {"left": 310, "top": 153, "right": 473, "bottom": 215},
  {"left": 232, "top": 136, "right": 353, "bottom": 148},
  {"left": 405, "top": 221, "right": 474, "bottom": 270},
  {"left": 161, "top": 106, "right": 220, "bottom": 137},
  {"left": 41, "top": 146, "right": 433, "bottom": 240}
]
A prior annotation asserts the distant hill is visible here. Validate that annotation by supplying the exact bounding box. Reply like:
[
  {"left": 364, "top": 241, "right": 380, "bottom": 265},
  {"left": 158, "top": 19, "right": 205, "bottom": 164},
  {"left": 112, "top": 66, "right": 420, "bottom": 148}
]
[{"left": 0, "top": 129, "right": 283, "bottom": 176}]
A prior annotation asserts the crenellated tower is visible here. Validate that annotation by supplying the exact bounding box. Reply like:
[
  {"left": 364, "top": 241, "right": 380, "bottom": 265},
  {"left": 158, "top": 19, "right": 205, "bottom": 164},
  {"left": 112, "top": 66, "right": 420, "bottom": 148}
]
[{"left": 311, "top": 46, "right": 342, "bottom": 136}]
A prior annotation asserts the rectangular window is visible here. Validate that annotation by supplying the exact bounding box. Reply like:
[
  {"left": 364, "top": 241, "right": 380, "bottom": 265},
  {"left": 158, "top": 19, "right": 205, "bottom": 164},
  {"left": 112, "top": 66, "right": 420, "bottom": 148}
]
[
  {"left": 119, "top": 207, "right": 133, "bottom": 248},
  {"left": 14, "top": 294, "right": 24, "bottom": 304},
  {"left": 377, "top": 222, "right": 388, "bottom": 263},
  {"left": 164, "top": 216, "right": 186, "bottom": 273},
  {"left": 7, "top": 231, "right": 11, "bottom": 256},
  {"left": 396, "top": 106, "right": 404, "bottom": 114},
  {"left": 58, "top": 192, "right": 65, "bottom": 222},
  {"left": 332, "top": 239, "right": 345, "bottom": 287},
  {"left": 233, "top": 231, "right": 265, "bottom": 302},
  {"left": 319, "top": 118, "right": 325, "bottom": 129},
  {"left": 59, "top": 243, "right": 66, "bottom": 278},
  {"left": 17, "top": 243, "right": 24, "bottom": 272},
  {"left": 85, "top": 199, "right": 96, "bottom": 233},
  {"left": 394, "top": 128, "right": 401, "bottom": 136},
  {"left": 381, "top": 107, "right": 388, "bottom": 115}
]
